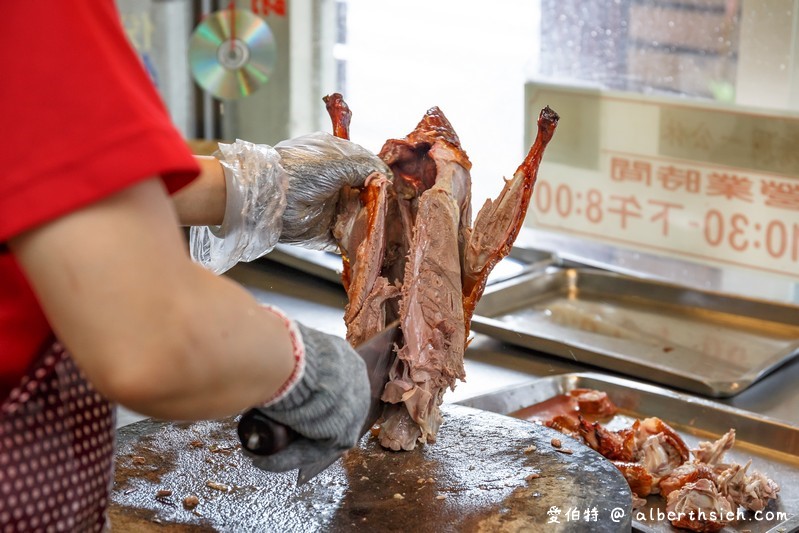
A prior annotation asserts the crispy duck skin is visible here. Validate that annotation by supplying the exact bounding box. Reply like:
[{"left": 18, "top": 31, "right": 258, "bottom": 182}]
[
  {"left": 461, "top": 106, "right": 558, "bottom": 333},
  {"left": 323, "top": 93, "right": 352, "bottom": 140},
  {"left": 635, "top": 417, "right": 691, "bottom": 463},
  {"left": 659, "top": 462, "right": 717, "bottom": 499},
  {"left": 613, "top": 461, "right": 655, "bottom": 497},
  {"left": 569, "top": 388, "right": 617, "bottom": 416},
  {"left": 578, "top": 417, "right": 636, "bottom": 462},
  {"left": 333, "top": 175, "right": 400, "bottom": 347},
  {"left": 326, "top": 93, "right": 355, "bottom": 292},
  {"left": 326, "top": 95, "right": 398, "bottom": 347},
  {"left": 545, "top": 414, "right": 581, "bottom": 438},
  {"left": 577, "top": 415, "right": 690, "bottom": 485}
]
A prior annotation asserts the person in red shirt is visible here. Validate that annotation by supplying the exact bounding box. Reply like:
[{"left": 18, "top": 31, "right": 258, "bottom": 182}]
[{"left": 0, "top": 3, "right": 384, "bottom": 531}]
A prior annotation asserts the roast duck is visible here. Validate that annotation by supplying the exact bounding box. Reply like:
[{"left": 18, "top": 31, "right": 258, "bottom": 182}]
[
  {"left": 324, "top": 94, "right": 558, "bottom": 451},
  {"left": 530, "top": 390, "right": 780, "bottom": 532}
]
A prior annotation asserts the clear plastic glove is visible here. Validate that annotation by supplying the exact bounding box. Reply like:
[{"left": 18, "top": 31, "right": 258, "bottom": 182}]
[
  {"left": 245, "top": 321, "right": 371, "bottom": 473},
  {"left": 276, "top": 131, "right": 389, "bottom": 251},
  {"left": 190, "top": 133, "right": 389, "bottom": 274},
  {"left": 190, "top": 139, "right": 286, "bottom": 275}
]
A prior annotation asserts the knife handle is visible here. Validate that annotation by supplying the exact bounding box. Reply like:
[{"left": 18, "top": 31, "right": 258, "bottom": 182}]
[{"left": 237, "top": 408, "right": 299, "bottom": 456}]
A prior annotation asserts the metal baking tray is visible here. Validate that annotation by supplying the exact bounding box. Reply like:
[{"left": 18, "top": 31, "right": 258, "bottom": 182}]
[
  {"left": 470, "top": 267, "right": 799, "bottom": 397},
  {"left": 456, "top": 372, "right": 799, "bottom": 533},
  {"left": 264, "top": 243, "right": 558, "bottom": 287}
]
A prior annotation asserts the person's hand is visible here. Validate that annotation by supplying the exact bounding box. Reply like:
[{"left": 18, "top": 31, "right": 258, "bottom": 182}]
[
  {"left": 189, "top": 133, "right": 388, "bottom": 274},
  {"left": 275, "top": 132, "right": 389, "bottom": 250},
  {"left": 189, "top": 139, "right": 285, "bottom": 274},
  {"left": 244, "top": 320, "right": 371, "bottom": 473}
]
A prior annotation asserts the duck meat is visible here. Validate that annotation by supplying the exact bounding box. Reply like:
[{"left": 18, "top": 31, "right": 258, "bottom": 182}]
[
  {"left": 666, "top": 478, "right": 734, "bottom": 532},
  {"left": 716, "top": 460, "right": 780, "bottom": 512},
  {"left": 324, "top": 94, "right": 559, "bottom": 450},
  {"left": 533, "top": 389, "right": 781, "bottom": 530}
]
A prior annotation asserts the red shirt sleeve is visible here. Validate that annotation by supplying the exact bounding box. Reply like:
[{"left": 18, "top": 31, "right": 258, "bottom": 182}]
[
  {"left": 0, "top": 1, "right": 201, "bottom": 396},
  {"left": 0, "top": 1, "right": 200, "bottom": 241}
]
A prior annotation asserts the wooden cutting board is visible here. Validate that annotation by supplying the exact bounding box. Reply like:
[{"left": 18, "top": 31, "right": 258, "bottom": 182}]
[{"left": 109, "top": 404, "right": 632, "bottom": 532}]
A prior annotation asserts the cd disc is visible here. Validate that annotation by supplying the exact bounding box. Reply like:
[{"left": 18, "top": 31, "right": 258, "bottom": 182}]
[{"left": 188, "top": 9, "right": 277, "bottom": 100}]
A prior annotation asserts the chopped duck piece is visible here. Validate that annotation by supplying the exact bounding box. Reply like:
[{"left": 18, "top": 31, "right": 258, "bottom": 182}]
[
  {"left": 632, "top": 493, "right": 648, "bottom": 509},
  {"left": 579, "top": 415, "right": 689, "bottom": 494},
  {"left": 613, "top": 461, "right": 655, "bottom": 497},
  {"left": 659, "top": 462, "right": 717, "bottom": 498},
  {"left": 545, "top": 414, "right": 581, "bottom": 438},
  {"left": 578, "top": 418, "right": 636, "bottom": 462},
  {"left": 666, "top": 478, "right": 734, "bottom": 533},
  {"left": 377, "top": 403, "right": 422, "bottom": 452},
  {"left": 716, "top": 460, "right": 780, "bottom": 512},
  {"left": 533, "top": 386, "right": 782, "bottom": 527},
  {"left": 691, "top": 429, "right": 735, "bottom": 466},
  {"left": 568, "top": 388, "right": 617, "bottom": 416},
  {"left": 742, "top": 470, "right": 780, "bottom": 510},
  {"left": 635, "top": 417, "right": 691, "bottom": 450},
  {"left": 637, "top": 432, "right": 690, "bottom": 482},
  {"left": 633, "top": 492, "right": 647, "bottom": 510},
  {"left": 635, "top": 418, "right": 690, "bottom": 462}
]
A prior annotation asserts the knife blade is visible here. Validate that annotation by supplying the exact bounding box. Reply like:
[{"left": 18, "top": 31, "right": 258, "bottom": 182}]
[{"left": 237, "top": 321, "right": 400, "bottom": 485}]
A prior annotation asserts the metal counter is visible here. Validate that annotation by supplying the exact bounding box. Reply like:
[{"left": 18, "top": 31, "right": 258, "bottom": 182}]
[
  {"left": 221, "top": 259, "right": 799, "bottom": 428},
  {"left": 111, "top": 258, "right": 798, "bottom": 532}
]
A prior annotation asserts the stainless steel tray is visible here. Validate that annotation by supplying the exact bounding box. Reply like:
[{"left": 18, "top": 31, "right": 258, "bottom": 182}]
[
  {"left": 265, "top": 245, "right": 346, "bottom": 284},
  {"left": 470, "top": 267, "right": 799, "bottom": 397},
  {"left": 456, "top": 372, "right": 799, "bottom": 533},
  {"left": 264, "top": 244, "right": 558, "bottom": 287}
]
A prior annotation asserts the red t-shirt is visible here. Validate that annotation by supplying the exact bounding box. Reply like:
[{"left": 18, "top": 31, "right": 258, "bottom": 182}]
[{"left": 0, "top": 2, "right": 200, "bottom": 398}]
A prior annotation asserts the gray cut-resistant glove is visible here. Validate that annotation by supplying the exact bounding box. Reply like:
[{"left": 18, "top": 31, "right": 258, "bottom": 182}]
[
  {"left": 246, "top": 322, "right": 371, "bottom": 473},
  {"left": 190, "top": 133, "right": 389, "bottom": 275},
  {"left": 276, "top": 132, "right": 390, "bottom": 251}
]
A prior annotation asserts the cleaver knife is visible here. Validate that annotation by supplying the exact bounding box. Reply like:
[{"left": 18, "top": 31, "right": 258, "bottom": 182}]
[{"left": 237, "top": 320, "right": 400, "bottom": 485}]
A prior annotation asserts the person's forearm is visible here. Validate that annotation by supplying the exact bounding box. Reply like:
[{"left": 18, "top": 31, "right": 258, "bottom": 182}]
[
  {"left": 172, "top": 155, "right": 226, "bottom": 226},
  {"left": 112, "top": 265, "right": 298, "bottom": 420},
  {"left": 10, "top": 178, "right": 296, "bottom": 420}
]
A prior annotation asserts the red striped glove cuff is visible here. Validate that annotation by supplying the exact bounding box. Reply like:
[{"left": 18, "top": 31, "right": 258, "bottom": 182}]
[{"left": 259, "top": 304, "right": 306, "bottom": 407}]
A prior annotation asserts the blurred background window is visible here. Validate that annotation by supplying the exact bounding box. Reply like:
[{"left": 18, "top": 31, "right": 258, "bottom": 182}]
[{"left": 116, "top": 0, "right": 799, "bottom": 302}]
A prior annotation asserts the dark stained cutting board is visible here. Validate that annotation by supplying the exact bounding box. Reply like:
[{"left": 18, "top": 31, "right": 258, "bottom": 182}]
[{"left": 109, "top": 404, "right": 632, "bottom": 532}]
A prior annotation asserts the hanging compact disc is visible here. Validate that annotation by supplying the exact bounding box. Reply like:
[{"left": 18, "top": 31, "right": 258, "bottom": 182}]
[{"left": 188, "top": 9, "right": 277, "bottom": 100}]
